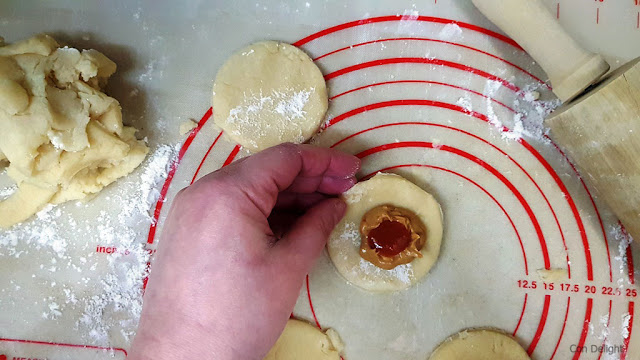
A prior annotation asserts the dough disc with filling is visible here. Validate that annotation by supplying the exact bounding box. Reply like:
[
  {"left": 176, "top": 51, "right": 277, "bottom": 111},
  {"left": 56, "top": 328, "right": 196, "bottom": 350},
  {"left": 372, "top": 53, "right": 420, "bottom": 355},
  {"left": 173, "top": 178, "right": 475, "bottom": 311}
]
[
  {"left": 327, "top": 173, "right": 444, "bottom": 292},
  {"left": 429, "top": 329, "right": 530, "bottom": 360},
  {"left": 212, "top": 41, "right": 328, "bottom": 152},
  {"left": 264, "top": 319, "right": 343, "bottom": 360}
]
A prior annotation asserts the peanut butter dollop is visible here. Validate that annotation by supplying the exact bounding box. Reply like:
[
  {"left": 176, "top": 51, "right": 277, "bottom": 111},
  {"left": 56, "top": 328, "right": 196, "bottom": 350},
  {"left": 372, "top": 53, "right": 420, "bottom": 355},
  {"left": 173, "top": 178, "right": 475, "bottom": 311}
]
[{"left": 359, "top": 204, "right": 427, "bottom": 270}]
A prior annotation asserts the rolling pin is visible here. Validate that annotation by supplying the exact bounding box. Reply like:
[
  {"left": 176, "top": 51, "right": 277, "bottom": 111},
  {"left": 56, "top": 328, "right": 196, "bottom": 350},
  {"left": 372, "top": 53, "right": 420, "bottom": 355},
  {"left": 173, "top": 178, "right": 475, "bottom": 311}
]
[{"left": 471, "top": 0, "right": 640, "bottom": 241}]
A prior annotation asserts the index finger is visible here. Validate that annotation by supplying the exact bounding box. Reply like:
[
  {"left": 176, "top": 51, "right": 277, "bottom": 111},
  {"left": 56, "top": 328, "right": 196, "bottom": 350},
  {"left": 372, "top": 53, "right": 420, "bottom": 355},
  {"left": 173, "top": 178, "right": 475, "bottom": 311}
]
[{"left": 219, "top": 143, "right": 360, "bottom": 216}]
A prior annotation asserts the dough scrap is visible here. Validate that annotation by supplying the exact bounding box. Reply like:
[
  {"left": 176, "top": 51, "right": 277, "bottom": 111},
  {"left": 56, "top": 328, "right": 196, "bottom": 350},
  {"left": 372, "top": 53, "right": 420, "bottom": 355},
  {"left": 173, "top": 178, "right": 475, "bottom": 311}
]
[
  {"left": 212, "top": 41, "right": 328, "bottom": 152},
  {"left": 429, "top": 329, "right": 530, "bottom": 360},
  {"left": 536, "top": 268, "right": 568, "bottom": 282},
  {"left": 0, "top": 34, "right": 148, "bottom": 228},
  {"left": 179, "top": 119, "right": 198, "bottom": 135},
  {"left": 327, "top": 173, "right": 444, "bottom": 292},
  {"left": 264, "top": 319, "right": 343, "bottom": 360}
]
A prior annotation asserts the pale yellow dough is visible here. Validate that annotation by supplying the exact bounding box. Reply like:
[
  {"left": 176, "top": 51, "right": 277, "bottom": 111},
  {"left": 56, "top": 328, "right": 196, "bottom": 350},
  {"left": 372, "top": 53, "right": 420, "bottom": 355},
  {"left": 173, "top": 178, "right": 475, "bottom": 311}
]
[
  {"left": 536, "top": 268, "right": 568, "bottom": 282},
  {"left": 429, "top": 329, "right": 530, "bottom": 360},
  {"left": 212, "top": 41, "right": 328, "bottom": 152},
  {"left": 0, "top": 34, "right": 148, "bottom": 228},
  {"left": 327, "top": 173, "right": 444, "bottom": 292},
  {"left": 264, "top": 319, "right": 343, "bottom": 360}
]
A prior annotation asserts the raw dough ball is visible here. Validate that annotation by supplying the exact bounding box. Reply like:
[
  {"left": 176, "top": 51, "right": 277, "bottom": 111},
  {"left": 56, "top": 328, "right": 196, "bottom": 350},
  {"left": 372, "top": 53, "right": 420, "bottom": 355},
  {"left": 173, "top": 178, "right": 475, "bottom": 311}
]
[
  {"left": 429, "top": 329, "right": 530, "bottom": 360},
  {"left": 327, "top": 173, "right": 444, "bottom": 292},
  {"left": 0, "top": 34, "right": 148, "bottom": 228},
  {"left": 212, "top": 41, "right": 328, "bottom": 152},
  {"left": 264, "top": 319, "right": 343, "bottom": 360}
]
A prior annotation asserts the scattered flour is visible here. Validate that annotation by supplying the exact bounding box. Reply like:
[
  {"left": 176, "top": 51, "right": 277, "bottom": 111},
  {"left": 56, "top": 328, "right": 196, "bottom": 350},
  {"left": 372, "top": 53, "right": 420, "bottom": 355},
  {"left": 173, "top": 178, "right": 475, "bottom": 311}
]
[
  {"left": 482, "top": 80, "right": 560, "bottom": 141},
  {"left": 137, "top": 57, "right": 168, "bottom": 83},
  {"left": 121, "top": 144, "right": 178, "bottom": 221},
  {"left": 396, "top": 10, "right": 421, "bottom": 36},
  {"left": 612, "top": 223, "right": 635, "bottom": 287},
  {"left": 438, "top": 23, "right": 463, "bottom": 41},
  {"left": 622, "top": 312, "right": 632, "bottom": 340},
  {"left": 44, "top": 301, "right": 62, "bottom": 320},
  {"left": 597, "top": 314, "right": 610, "bottom": 340},
  {"left": 0, "top": 144, "right": 178, "bottom": 347},
  {"left": 456, "top": 96, "right": 473, "bottom": 112},
  {"left": 0, "top": 205, "right": 69, "bottom": 258}
]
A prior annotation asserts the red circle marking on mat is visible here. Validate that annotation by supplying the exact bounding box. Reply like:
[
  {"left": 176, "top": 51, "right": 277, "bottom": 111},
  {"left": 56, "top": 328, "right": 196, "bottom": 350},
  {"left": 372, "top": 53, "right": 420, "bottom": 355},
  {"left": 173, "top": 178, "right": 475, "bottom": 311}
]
[
  {"left": 142, "top": 108, "right": 213, "bottom": 291},
  {"left": 621, "top": 301, "right": 635, "bottom": 360},
  {"left": 330, "top": 80, "right": 516, "bottom": 112},
  {"left": 356, "top": 141, "right": 551, "bottom": 269},
  {"left": 618, "top": 222, "right": 637, "bottom": 285},
  {"left": 307, "top": 162, "right": 531, "bottom": 332},
  {"left": 548, "top": 139, "right": 611, "bottom": 282},
  {"left": 571, "top": 298, "right": 594, "bottom": 360},
  {"left": 357, "top": 142, "right": 553, "bottom": 356},
  {"left": 0, "top": 338, "right": 127, "bottom": 357},
  {"left": 324, "top": 59, "right": 601, "bottom": 281},
  {"left": 527, "top": 294, "right": 551, "bottom": 355},
  {"left": 362, "top": 163, "right": 529, "bottom": 274},
  {"left": 306, "top": 274, "right": 322, "bottom": 329},
  {"left": 596, "top": 300, "right": 613, "bottom": 360},
  {"left": 513, "top": 293, "right": 528, "bottom": 336},
  {"left": 142, "top": 18, "right": 620, "bottom": 358},
  {"left": 314, "top": 37, "right": 548, "bottom": 87},
  {"left": 332, "top": 121, "right": 571, "bottom": 275},
  {"left": 191, "top": 131, "right": 224, "bottom": 185},
  {"left": 293, "top": 15, "right": 524, "bottom": 50},
  {"left": 324, "top": 57, "right": 520, "bottom": 93},
  {"left": 326, "top": 99, "right": 593, "bottom": 281},
  {"left": 549, "top": 296, "right": 571, "bottom": 360},
  {"left": 223, "top": 145, "right": 242, "bottom": 167},
  {"left": 146, "top": 108, "right": 213, "bottom": 246}
]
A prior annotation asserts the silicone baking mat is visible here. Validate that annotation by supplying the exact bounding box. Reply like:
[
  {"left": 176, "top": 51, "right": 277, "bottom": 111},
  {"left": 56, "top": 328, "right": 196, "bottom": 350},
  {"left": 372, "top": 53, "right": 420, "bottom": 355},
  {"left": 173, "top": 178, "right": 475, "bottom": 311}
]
[{"left": 1, "top": 0, "right": 639, "bottom": 359}]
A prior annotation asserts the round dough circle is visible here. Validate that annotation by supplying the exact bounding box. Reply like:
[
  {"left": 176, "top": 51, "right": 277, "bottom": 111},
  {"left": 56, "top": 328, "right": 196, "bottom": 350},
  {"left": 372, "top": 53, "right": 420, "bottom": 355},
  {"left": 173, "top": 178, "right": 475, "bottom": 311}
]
[
  {"left": 212, "top": 41, "right": 328, "bottom": 152},
  {"left": 327, "top": 173, "right": 444, "bottom": 292},
  {"left": 429, "top": 329, "right": 530, "bottom": 360},
  {"left": 264, "top": 319, "right": 342, "bottom": 360}
]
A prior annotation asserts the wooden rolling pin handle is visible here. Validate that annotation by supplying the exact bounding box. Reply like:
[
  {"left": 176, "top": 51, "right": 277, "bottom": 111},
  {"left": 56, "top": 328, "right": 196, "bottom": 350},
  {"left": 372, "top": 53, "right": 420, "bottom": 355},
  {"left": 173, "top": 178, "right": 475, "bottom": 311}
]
[{"left": 471, "top": 0, "right": 609, "bottom": 102}]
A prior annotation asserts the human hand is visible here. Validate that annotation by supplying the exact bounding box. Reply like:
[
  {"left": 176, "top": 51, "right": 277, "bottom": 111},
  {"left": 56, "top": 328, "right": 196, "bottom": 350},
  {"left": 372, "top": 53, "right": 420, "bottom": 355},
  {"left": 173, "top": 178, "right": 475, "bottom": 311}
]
[{"left": 129, "top": 143, "right": 360, "bottom": 360}]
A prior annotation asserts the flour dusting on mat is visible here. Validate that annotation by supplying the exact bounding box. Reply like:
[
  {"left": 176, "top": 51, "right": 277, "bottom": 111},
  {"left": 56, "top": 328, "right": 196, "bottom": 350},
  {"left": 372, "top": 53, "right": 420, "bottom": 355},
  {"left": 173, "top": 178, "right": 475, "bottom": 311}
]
[
  {"left": 612, "top": 223, "right": 635, "bottom": 287},
  {"left": 482, "top": 80, "right": 560, "bottom": 141},
  {"left": 0, "top": 144, "right": 178, "bottom": 347},
  {"left": 122, "top": 144, "right": 178, "bottom": 221},
  {"left": 438, "top": 23, "right": 463, "bottom": 41}
]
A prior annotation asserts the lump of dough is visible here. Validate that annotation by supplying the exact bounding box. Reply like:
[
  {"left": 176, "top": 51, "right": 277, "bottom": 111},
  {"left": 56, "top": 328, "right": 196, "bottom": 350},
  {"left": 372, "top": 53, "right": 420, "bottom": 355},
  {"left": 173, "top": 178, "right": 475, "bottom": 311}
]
[
  {"left": 212, "top": 41, "right": 328, "bottom": 152},
  {"left": 0, "top": 34, "right": 148, "bottom": 228},
  {"left": 327, "top": 173, "right": 444, "bottom": 292},
  {"left": 264, "top": 319, "right": 343, "bottom": 360},
  {"left": 429, "top": 329, "right": 530, "bottom": 360}
]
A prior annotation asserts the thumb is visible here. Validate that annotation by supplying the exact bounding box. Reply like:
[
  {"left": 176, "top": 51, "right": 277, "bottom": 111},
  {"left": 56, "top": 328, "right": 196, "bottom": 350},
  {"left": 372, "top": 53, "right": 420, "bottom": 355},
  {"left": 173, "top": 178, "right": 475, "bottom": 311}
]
[{"left": 275, "top": 198, "right": 347, "bottom": 273}]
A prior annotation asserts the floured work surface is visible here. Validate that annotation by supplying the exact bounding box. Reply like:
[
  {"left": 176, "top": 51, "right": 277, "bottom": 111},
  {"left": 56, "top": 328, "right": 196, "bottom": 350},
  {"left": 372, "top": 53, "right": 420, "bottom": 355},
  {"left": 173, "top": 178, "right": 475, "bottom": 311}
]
[{"left": 1, "top": 1, "right": 640, "bottom": 359}]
